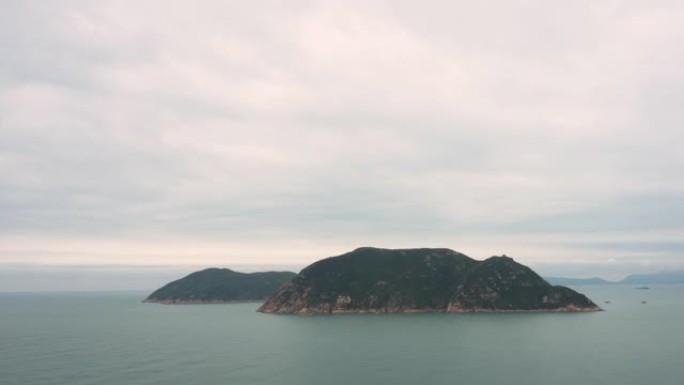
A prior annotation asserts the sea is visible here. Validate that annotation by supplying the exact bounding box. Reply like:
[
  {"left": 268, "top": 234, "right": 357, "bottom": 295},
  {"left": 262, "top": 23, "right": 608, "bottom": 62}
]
[{"left": 1, "top": 285, "right": 682, "bottom": 385}]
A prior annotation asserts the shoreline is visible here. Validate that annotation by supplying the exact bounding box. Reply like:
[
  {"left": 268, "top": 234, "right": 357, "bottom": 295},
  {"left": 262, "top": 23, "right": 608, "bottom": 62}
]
[{"left": 257, "top": 306, "right": 603, "bottom": 314}]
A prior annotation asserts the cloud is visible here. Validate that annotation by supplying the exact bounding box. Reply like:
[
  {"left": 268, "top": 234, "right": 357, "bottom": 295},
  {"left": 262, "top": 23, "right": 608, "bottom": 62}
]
[{"left": 2, "top": 0, "right": 684, "bottom": 284}]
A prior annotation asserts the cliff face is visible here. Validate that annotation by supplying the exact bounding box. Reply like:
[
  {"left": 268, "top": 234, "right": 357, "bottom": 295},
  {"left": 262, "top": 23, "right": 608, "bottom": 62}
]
[
  {"left": 144, "top": 268, "right": 296, "bottom": 304},
  {"left": 257, "top": 247, "right": 600, "bottom": 313}
]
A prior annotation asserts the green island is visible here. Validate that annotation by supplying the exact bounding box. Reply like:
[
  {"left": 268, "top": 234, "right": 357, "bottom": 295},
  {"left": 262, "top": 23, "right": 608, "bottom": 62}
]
[
  {"left": 143, "top": 268, "right": 296, "bottom": 304},
  {"left": 258, "top": 247, "right": 601, "bottom": 314}
]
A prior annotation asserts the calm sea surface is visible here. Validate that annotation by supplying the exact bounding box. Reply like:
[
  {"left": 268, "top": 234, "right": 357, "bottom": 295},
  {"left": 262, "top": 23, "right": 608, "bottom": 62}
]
[{"left": 1, "top": 285, "right": 683, "bottom": 385}]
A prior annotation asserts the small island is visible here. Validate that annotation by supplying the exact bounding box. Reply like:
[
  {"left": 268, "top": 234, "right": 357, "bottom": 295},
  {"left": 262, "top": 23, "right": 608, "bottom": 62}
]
[
  {"left": 144, "top": 268, "right": 296, "bottom": 304},
  {"left": 258, "top": 247, "right": 601, "bottom": 314}
]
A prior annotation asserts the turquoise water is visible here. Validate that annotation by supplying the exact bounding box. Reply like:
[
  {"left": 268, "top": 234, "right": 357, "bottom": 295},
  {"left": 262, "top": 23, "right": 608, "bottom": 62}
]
[{"left": 1, "top": 285, "right": 682, "bottom": 385}]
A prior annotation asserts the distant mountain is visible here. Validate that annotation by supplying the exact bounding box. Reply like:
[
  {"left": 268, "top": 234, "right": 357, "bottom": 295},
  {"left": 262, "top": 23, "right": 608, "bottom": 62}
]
[
  {"left": 144, "top": 268, "right": 297, "bottom": 304},
  {"left": 546, "top": 270, "right": 684, "bottom": 286},
  {"left": 620, "top": 270, "right": 684, "bottom": 285},
  {"left": 545, "top": 277, "right": 613, "bottom": 286},
  {"left": 258, "top": 247, "right": 600, "bottom": 314}
]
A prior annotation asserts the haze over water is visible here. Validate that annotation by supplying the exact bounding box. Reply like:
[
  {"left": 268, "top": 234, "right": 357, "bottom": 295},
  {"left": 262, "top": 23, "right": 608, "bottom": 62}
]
[{"left": 2, "top": 285, "right": 681, "bottom": 385}]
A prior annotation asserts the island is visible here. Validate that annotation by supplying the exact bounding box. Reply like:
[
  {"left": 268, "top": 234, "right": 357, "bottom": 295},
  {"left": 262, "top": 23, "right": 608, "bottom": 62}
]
[
  {"left": 258, "top": 247, "right": 601, "bottom": 313},
  {"left": 545, "top": 276, "right": 612, "bottom": 286},
  {"left": 143, "top": 268, "right": 296, "bottom": 304}
]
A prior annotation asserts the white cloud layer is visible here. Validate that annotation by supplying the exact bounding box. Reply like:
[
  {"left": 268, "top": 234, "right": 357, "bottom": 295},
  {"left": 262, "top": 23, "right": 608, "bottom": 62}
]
[{"left": 2, "top": 0, "right": 684, "bottom": 287}]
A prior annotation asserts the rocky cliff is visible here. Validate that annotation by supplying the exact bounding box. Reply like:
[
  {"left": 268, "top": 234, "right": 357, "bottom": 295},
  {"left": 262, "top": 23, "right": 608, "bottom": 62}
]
[{"left": 257, "top": 247, "right": 600, "bottom": 313}]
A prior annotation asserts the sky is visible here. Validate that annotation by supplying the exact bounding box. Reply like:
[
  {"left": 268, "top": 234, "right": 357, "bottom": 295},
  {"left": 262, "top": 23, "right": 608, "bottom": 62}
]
[{"left": 2, "top": 0, "right": 684, "bottom": 291}]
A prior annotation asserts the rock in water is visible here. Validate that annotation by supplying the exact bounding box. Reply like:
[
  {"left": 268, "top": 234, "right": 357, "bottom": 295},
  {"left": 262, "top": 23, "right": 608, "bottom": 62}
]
[
  {"left": 257, "top": 247, "right": 601, "bottom": 313},
  {"left": 144, "top": 268, "right": 296, "bottom": 304}
]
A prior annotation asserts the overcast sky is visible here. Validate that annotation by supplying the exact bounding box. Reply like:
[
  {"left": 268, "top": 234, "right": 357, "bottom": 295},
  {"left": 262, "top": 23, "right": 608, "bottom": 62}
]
[{"left": 2, "top": 0, "right": 684, "bottom": 290}]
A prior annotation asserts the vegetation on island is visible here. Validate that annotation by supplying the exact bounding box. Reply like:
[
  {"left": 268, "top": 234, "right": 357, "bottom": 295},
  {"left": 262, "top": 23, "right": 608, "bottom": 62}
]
[
  {"left": 258, "top": 247, "right": 600, "bottom": 314},
  {"left": 144, "top": 268, "right": 296, "bottom": 304}
]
